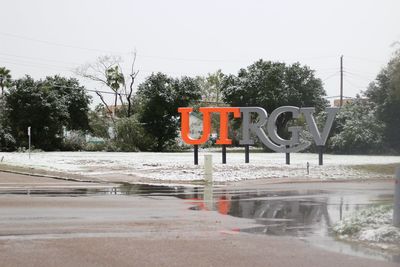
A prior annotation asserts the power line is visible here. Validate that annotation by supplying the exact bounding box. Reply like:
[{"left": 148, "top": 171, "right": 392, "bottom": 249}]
[
  {"left": 0, "top": 52, "right": 81, "bottom": 66},
  {"left": 343, "top": 77, "right": 366, "bottom": 90},
  {"left": 317, "top": 67, "right": 341, "bottom": 72},
  {"left": 324, "top": 95, "right": 353, "bottom": 99},
  {"left": 51, "top": 85, "right": 128, "bottom": 96},
  {"left": 0, "top": 31, "right": 125, "bottom": 54},
  {"left": 7, "top": 80, "right": 128, "bottom": 96},
  {"left": 0, "top": 57, "right": 203, "bottom": 77},
  {"left": 343, "top": 67, "right": 377, "bottom": 77},
  {"left": 0, "top": 58, "right": 73, "bottom": 72},
  {"left": 344, "top": 71, "right": 374, "bottom": 82},
  {"left": 320, "top": 72, "right": 339, "bottom": 82},
  {"left": 1, "top": 55, "right": 379, "bottom": 85},
  {"left": 346, "top": 55, "right": 387, "bottom": 64},
  {"left": 7, "top": 83, "right": 231, "bottom": 107},
  {"left": 0, "top": 31, "right": 345, "bottom": 64}
]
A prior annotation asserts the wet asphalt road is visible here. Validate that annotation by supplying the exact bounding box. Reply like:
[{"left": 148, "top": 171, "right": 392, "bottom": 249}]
[{"left": 0, "top": 171, "right": 398, "bottom": 267}]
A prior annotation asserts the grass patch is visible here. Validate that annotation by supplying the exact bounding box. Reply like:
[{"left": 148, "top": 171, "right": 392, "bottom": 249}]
[{"left": 350, "top": 163, "right": 399, "bottom": 175}]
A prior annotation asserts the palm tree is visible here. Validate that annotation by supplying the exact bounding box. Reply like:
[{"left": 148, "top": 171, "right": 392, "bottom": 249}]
[{"left": 0, "top": 67, "right": 12, "bottom": 96}]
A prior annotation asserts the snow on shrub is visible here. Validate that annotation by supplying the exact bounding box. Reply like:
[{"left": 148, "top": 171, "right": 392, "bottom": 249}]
[{"left": 333, "top": 205, "right": 400, "bottom": 245}]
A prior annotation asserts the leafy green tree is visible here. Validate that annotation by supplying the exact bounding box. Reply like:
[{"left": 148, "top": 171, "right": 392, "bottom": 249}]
[
  {"left": 196, "top": 70, "right": 224, "bottom": 104},
  {"left": 0, "top": 98, "right": 15, "bottom": 151},
  {"left": 5, "top": 75, "right": 91, "bottom": 150},
  {"left": 0, "top": 67, "right": 15, "bottom": 150},
  {"left": 194, "top": 70, "right": 227, "bottom": 136},
  {"left": 364, "top": 50, "right": 400, "bottom": 153},
  {"left": 137, "top": 73, "right": 202, "bottom": 151},
  {"left": 328, "top": 98, "right": 384, "bottom": 154},
  {"left": 41, "top": 76, "right": 91, "bottom": 131},
  {"left": 221, "top": 60, "right": 328, "bottom": 140},
  {"left": 6, "top": 76, "right": 65, "bottom": 150},
  {"left": 0, "top": 67, "right": 12, "bottom": 96}
]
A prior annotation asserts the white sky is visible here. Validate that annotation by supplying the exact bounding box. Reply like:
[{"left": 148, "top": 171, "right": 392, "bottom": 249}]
[{"left": 1, "top": 0, "right": 400, "bottom": 107}]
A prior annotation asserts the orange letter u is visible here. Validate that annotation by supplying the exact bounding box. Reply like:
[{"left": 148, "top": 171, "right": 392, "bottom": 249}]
[{"left": 178, "top": 107, "right": 212, "bottom": 145}]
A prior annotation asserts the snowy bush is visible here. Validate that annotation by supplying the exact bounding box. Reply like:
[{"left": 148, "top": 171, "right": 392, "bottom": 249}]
[
  {"left": 0, "top": 128, "right": 16, "bottom": 151},
  {"left": 333, "top": 205, "right": 400, "bottom": 245},
  {"left": 114, "top": 117, "right": 153, "bottom": 151},
  {"left": 61, "top": 131, "right": 86, "bottom": 151},
  {"left": 328, "top": 99, "right": 385, "bottom": 154}
]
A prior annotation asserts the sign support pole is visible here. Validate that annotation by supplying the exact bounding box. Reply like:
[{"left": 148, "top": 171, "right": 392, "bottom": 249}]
[
  {"left": 285, "top": 145, "right": 290, "bottom": 165},
  {"left": 222, "top": 145, "right": 226, "bottom": 164},
  {"left": 318, "top": 145, "right": 324, "bottom": 165},
  {"left": 194, "top": 145, "right": 198, "bottom": 165},
  {"left": 245, "top": 145, "right": 250, "bottom": 163}
]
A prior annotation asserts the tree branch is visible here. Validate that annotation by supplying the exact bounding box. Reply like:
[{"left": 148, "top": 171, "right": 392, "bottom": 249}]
[{"left": 95, "top": 91, "right": 115, "bottom": 124}]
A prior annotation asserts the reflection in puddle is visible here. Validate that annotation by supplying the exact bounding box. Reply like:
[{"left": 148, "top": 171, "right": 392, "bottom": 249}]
[
  {"left": 187, "top": 185, "right": 398, "bottom": 263},
  {"left": 1, "top": 182, "right": 398, "bottom": 262}
]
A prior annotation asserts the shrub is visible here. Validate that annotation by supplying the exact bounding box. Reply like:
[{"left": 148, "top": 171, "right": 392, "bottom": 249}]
[
  {"left": 61, "top": 131, "right": 86, "bottom": 151},
  {"left": 114, "top": 117, "right": 153, "bottom": 151}
]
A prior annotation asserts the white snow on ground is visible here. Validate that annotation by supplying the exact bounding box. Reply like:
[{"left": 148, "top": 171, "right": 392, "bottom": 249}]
[
  {"left": 0, "top": 151, "right": 399, "bottom": 182},
  {"left": 333, "top": 205, "right": 400, "bottom": 251}
]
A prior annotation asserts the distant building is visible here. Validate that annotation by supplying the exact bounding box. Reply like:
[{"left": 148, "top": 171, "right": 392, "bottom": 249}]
[
  {"left": 333, "top": 98, "right": 353, "bottom": 107},
  {"left": 104, "top": 105, "right": 124, "bottom": 117},
  {"left": 332, "top": 97, "right": 368, "bottom": 107}
]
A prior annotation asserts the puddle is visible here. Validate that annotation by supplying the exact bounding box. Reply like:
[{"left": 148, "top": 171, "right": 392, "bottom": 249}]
[
  {"left": 182, "top": 185, "right": 399, "bottom": 263},
  {"left": 1, "top": 182, "right": 399, "bottom": 262},
  {"left": 119, "top": 183, "right": 399, "bottom": 263}
]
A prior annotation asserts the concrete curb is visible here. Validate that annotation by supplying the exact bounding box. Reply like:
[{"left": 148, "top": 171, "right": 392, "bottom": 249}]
[{"left": 0, "top": 168, "right": 104, "bottom": 184}]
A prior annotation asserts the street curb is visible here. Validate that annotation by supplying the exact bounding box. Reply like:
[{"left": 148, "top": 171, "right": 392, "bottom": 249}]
[{"left": 0, "top": 167, "right": 104, "bottom": 184}]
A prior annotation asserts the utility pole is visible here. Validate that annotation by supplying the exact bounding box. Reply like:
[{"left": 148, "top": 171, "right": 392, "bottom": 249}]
[{"left": 340, "top": 55, "right": 343, "bottom": 107}]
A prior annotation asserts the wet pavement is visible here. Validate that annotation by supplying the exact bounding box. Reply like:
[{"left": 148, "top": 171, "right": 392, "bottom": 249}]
[
  {"left": 0, "top": 172, "right": 399, "bottom": 265},
  {"left": 115, "top": 183, "right": 398, "bottom": 262}
]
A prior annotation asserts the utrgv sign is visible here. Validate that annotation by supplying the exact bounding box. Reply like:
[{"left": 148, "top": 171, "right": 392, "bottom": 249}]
[{"left": 178, "top": 106, "right": 339, "bottom": 153}]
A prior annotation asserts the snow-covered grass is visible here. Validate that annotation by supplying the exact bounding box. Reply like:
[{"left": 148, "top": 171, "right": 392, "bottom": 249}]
[
  {"left": 333, "top": 205, "right": 400, "bottom": 251},
  {"left": 0, "top": 151, "right": 399, "bottom": 182}
]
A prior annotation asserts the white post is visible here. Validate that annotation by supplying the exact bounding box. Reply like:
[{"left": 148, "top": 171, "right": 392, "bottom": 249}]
[
  {"left": 28, "top": 126, "right": 31, "bottom": 159},
  {"left": 204, "top": 154, "right": 213, "bottom": 184},
  {"left": 394, "top": 167, "right": 400, "bottom": 227},
  {"left": 203, "top": 182, "right": 213, "bottom": 210}
]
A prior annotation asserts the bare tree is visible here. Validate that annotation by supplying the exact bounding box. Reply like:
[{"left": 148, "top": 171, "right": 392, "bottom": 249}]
[
  {"left": 75, "top": 55, "right": 122, "bottom": 119},
  {"left": 75, "top": 53, "right": 138, "bottom": 119},
  {"left": 124, "top": 52, "right": 139, "bottom": 117}
]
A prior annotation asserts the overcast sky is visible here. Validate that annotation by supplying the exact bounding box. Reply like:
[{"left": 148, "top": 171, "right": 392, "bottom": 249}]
[{"left": 1, "top": 0, "right": 400, "bottom": 106}]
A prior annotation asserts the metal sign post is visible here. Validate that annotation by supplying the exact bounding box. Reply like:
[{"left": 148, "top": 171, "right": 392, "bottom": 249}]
[
  {"left": 194, "top": 145, "right": 199, "bottom": 165},
  {"left": 222, "top": 145, "right": 227, "bottom": 164},
  {"left": 285, "top": 145, "right": 290, "bottom": 165},
  {"left": 318, "top": 145, "right": 324, "bottom": 165},
  {"left": 245, "top": 145, "right": 250, "bottom": 163},
  {"left": 28, "top": 126, "right": 31, "bottom": 159}
]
